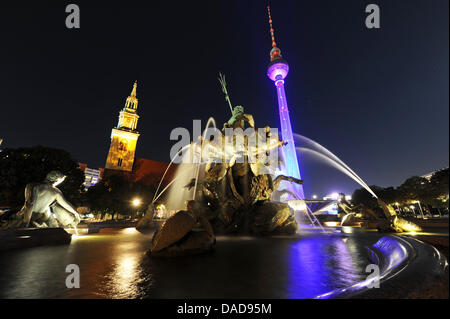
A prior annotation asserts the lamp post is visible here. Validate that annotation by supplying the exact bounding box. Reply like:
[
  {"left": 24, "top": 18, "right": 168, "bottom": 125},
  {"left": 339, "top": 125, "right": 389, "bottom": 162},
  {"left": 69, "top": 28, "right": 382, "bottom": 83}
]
[
  {"left": 409, "top": 205, "right": 416, "bottom": 218},
  {"left": 415, "top": 200, "right": 425, "bottom": 219}
]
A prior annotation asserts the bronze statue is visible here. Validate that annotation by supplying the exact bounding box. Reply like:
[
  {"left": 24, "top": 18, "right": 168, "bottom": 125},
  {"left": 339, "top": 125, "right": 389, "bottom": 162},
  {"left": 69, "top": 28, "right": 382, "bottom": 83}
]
[
  {"left": 218, "top": 73, "right": 254, "bottom": 130},
  {"left": 148, "top": 200, "right": 215, "bottom": 257},
  {"left": 1, "top": 171, "right": 81, "bottom": 229},
  {"left": 180, "top": 75, "right": 304, "bottom": 235},
  {"left": 376, "top": 199, "right": 422, "bottom": 232},
  {"left": 223, "top": 105, "right": 255, "bottom": 130},
  {"left": 338, "top": 193, "right": 421, "bottom": 232},
  {"left": 147, "top": 74, "right": 304, "bottom": 258}
]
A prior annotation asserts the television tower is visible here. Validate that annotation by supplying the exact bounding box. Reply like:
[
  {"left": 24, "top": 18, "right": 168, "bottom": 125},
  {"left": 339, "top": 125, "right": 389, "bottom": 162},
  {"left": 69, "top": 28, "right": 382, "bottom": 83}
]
[{"left": 266, "top": 6, "right": 305, "bottom": 200}]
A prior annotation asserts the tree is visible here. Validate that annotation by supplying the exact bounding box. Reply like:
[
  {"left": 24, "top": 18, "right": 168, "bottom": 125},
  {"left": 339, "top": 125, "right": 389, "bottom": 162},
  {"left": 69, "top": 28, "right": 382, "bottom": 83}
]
[
  {"left": 377, "top": 186, "right": 399, "bottom": 204},
  {"left": 84, "top": 173, "right": 155, "bottom": 219},
  {"left": 397, "top": 176, "right": 430, "bottom": 204},
  {"left": 0, "top": 146, "right": 85, "bottom": 209},
  {"left": 428, "top": 168, "right": 449, "bottom": 209},
  {"left": 351, "top": 185, "right": 381, "bottom": 208},
  {"left": 350, "top": 169, "right": 449, "bottom": 211}
]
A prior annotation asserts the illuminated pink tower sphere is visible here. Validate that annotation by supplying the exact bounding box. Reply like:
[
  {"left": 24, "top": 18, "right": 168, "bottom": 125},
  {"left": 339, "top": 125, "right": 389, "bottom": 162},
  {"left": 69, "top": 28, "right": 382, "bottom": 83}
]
[{"left": 266, "top": 6, "right": 305, "bottom": 200}]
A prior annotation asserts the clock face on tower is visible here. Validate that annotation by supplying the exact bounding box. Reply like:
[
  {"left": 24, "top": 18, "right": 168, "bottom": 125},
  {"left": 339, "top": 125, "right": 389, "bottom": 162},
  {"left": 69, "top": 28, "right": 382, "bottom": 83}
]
[
  {"left": 118, "top": 140, "right": 128, "bottom": 152},
  {"left": 105, "top": 130, "right": 139, "bottom": 171}
]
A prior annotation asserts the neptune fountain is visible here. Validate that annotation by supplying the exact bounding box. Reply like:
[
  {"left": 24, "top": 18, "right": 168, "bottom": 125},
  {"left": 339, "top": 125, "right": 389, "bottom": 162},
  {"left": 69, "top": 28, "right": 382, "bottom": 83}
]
[
  {"left": 0, "top": 84, "right": 443, "bottom": 299},
  {"left": 143, "top": 73, "right": 422, "bottom": 259},
  {"left": 145, "top": 106, "right": 305, "bottom": 255},
  {"left": 144, "top": 75, "right": 308, "bottom": 256}
]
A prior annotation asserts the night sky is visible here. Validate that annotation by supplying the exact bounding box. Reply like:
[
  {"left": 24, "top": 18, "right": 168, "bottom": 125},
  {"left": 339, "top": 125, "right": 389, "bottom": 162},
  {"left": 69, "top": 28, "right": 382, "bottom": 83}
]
[{"left": 0, "top": 0, "right": 448, "bottom": 198}]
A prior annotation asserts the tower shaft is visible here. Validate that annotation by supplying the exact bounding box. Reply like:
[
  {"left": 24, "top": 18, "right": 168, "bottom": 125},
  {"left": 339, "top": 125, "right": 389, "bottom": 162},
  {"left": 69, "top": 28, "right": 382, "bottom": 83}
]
[{"left": 275, "top": 81, "right": 305, "bottom": 199}]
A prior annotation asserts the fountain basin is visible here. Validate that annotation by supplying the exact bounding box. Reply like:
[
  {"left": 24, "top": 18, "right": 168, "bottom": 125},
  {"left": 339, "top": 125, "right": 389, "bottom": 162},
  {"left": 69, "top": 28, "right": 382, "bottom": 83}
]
[
  {"left": 0, "top": 228, "right": 446, "bottom": 298},
  {"left": 0, "top": 228, "right": 71, "bottom": 252}
]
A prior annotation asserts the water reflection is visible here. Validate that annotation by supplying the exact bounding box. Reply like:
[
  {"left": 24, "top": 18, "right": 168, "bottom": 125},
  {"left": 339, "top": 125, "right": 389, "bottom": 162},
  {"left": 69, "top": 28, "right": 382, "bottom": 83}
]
[
  {"left": 100, "top": 241, "right": 152, "bottom": 298},
  {"left": 287, "top": 235, "right": 366, "bottom": 298},
  {"left": 102, "top": 254, "right": 142, "bottom": 298},
  {"left": 97, "top": 229, "right": 152, "bottom": 299},
  {"left": 0, "top": 229, "right": 374, "bottom": 299}
]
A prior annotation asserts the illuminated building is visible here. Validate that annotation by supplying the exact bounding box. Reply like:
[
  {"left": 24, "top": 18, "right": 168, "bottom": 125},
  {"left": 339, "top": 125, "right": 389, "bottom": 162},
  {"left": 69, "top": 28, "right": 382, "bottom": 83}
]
[
  {"left": 266, "top": 6, "right": 305, "bottom": 199},
  {"left": 421, "top": 167, "right": 449, "bottom": 180},
  {"left": 103, "top": 81, "right": 178, "bottom": 191},
  {"left": 105, "top": 81, "right": 140, "bottom": 172},
  {"left": 78, "top": 163, "right": 104, "bottom": 189},
  {"left": 323, "top": 193, "right": 352, "bottom": 201}
]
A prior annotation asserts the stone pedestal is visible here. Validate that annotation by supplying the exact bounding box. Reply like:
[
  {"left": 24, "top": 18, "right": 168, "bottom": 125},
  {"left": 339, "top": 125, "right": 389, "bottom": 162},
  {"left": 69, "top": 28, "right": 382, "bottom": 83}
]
[{"left": 0, "top": 228, "right": 71, "bottom": 251}]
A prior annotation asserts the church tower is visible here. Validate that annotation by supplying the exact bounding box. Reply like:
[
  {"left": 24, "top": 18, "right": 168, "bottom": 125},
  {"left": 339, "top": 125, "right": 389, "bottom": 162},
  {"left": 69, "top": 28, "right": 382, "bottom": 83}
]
[{"left": 105, "top": 81, "right": 140, "bottom": 172}]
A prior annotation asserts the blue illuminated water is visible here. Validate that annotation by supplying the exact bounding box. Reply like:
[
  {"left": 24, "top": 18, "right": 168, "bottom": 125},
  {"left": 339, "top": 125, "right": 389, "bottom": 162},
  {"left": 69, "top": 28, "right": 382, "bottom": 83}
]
[{"left": 0, "top": 228, "right": 377, "bottom": 299}]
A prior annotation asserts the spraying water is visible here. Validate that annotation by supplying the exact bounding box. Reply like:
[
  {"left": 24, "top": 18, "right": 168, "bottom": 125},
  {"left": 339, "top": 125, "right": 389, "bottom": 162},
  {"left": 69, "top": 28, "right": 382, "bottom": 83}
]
[
  {"left": 193, "top": 117, "right": 217, "bottom": 199},
  {"left": 162, "top": 151, "right": 198, "bottom": 210},
  {"left": 152, "top": 143, "right": 193, "bottom": 203},
  {"left": 294, "top": 134, "right": 378, "bottom": 198},
  {"left": 152, "top": 176, "right": 180, "bottom": 203},
  {"left": 340, "top": 213, "right": 356, "bottom": 226},
  {"left": 297, "top": 147, "right": 378, "bottom": 199},
  {"left": 155, "top": 118, "right": 218, "bottom": 210}
]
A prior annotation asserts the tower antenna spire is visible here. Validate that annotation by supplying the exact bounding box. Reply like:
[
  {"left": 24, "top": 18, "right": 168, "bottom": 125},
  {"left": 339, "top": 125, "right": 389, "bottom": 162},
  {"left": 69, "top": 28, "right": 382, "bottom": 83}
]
[
  {"left": 267, "top": 5, "right": 277, "bottom": 48},
  {"left": 218, "top": 72, "right": 233, "bottom": 113}
]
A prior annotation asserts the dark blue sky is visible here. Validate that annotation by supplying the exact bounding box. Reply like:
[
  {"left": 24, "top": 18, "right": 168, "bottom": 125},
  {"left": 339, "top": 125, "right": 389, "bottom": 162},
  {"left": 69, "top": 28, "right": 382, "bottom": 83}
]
[{"left": 0, "top": 0, "right": 448, "bottom": 197}]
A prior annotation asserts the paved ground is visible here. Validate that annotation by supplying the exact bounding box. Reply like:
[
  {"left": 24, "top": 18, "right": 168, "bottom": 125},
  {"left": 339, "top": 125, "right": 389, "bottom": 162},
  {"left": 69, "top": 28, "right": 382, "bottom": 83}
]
[{"left": 404, "top": 226, "right": 449, "bottom": 299}]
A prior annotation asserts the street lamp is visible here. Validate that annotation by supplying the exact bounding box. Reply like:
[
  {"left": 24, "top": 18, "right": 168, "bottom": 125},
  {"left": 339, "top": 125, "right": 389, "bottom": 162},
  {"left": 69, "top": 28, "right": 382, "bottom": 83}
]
[
  {"left": 132, "top": 198, "right": 141, "bottom": 221},
  {"left": 312, "top": 195, "right": 317, "bottom": 200},
  {"left": 132, "top": 198, "right": 141, "bottom": 207}
]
